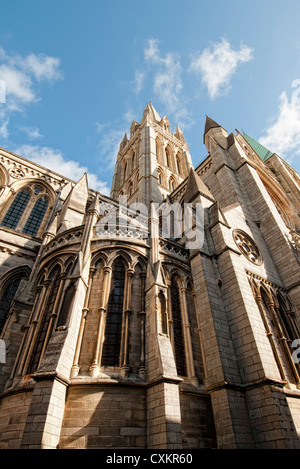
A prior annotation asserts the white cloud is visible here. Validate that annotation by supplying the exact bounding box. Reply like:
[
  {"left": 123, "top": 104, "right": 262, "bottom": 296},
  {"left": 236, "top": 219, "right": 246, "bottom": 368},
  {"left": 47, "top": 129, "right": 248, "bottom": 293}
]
[
  {"left": 259, "top": 80, "right": 300, "bottom": 161},
  {"left": 0, "top": 64, "right": 36, "bottom": 107},
  {"left": 0, "top": 111, "right": 9, "bottom": 139},
  {"left": 144, "top": 39, "right": 182, "bottom": 114},
  {"left": 134, "top": 69, "right": 145, "bottom": 94},
  {"left": 21, "top": 53, "right": 62, "bottom": 82},
  {"left": 143, "top": 39, "right": 192, "bottom": 128},
  {"left": 189, "top": 38, "right": 253, "bottom": 99},
  {"left": 14, "top": 144, "right": 110, "bottom": 195},
  {"left": 21, "top": 126, "right": 42, "bottom": 140},
  {"left": 0, "top": 47, "right": 62, "bottom": 136},
  {"left": 96, "top": 123, "right": 126, "bottom": 169}
]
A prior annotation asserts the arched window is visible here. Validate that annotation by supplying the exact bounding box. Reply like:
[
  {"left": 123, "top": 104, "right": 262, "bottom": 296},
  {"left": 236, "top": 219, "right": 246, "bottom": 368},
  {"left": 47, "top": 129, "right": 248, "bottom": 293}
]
[
  {"left": 157, "top": 169, "right": 162, "bottom": 186},
  {"left": 165, "top": 148, "right": 170, "bottom": 168},
  {"left": 128, "top": 181, "right": 133, "bottom": 197},
  {"left": 23, "top": 196, "right": 49, "bottom": 236},
  {"left": 1, "top": 189, "right": 30, "bottom": 230},
  {"left": 56, "top": 281, "right": 76, "bottom": 328},
  {"left": 259, "top": 288, "right": 297, "bottom": 385},
  {"left": 0, "top": 184, "right": 50, "bottom": 237},
  {"left": 170, "top": 275, "right": 186, "bottom": 376},
  {"left": 101, "top": 259, "right": 125, "bottom": 367},
  {"left": 158, "top": 290, "right": 168, "bottom": 334},
  {"left": 168, "top": 178, "right": 175, "bottom": 192},
  {"left": 0, "top": 277, "right": 22, "bottom": 334},
  {"left": 176, "top": 154, "right": 181, "bottom": 175},
  {"left": 27, "top": 266, "right": 61, "bottom": 373},
  {"left": 131, "top": 152, "right": 136, "bottom": 172},
  {"left": 123, "top": 162, "right": 127, "bottom": 183}
]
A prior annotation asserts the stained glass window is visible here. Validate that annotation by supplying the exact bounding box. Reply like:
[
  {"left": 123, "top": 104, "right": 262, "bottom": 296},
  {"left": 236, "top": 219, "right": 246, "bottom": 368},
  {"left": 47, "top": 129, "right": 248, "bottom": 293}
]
[
  {"left": 27, "top": 267, "right": 61, "bottom": 373},
  {"left": 0, "top": 185, "right": 49, "bottom": 238},
  {"left": 1, "top": 190, "right": 30, "bottom": 230},
  {"left": 101, "top": 259, "right": 125, "bottom": 367},
  {"left": 23, "top": 197, "right": 48, "bottom": 237},
  {"left": 0, "top": 277, "right": 21, "bottom": 333},
  {"left": 170, "top": 276, "right": 187, "bottom": 376}
]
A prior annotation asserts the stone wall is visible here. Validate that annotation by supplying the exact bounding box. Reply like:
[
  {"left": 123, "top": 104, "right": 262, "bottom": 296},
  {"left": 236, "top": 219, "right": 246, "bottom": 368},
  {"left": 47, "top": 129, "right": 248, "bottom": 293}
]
[
  {"left": 59, "top": 384, "right": 147, "bottom": 449},
  {"left": 0, "top": 388, "right": 32, "bottom": 449}
]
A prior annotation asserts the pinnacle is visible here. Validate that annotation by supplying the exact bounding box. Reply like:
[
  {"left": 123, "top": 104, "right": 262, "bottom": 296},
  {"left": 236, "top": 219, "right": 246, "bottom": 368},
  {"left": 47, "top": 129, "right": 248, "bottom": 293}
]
[{"left": 204, "top": 115, "right": 221, "bottom": 136}]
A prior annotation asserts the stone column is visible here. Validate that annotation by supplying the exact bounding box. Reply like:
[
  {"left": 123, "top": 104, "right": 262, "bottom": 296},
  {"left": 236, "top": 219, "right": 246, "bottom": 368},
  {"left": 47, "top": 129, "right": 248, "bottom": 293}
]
[
  {"left": 17, "top": 280, "right": 50, "bottom": 376},
  {"left": 70, "top": 266, "right": 96, "bottom": 378},
  {"left": 89, "top": 265, "right": 112, "bottom": 377},
  {"left": 120, "top": 268, "right": 134, "bottom": 377},
  {"left": 138, "top": 272, "right": 146, "bottom": 379},
  {"left": 180, "top": 286, "right": 198, "bottom": 386},
  {"left": 20, "top": 375, "right": 68, "bottom": 449},
  {"left": 37, "top": 273, "right": 66, "bottom": 369}
]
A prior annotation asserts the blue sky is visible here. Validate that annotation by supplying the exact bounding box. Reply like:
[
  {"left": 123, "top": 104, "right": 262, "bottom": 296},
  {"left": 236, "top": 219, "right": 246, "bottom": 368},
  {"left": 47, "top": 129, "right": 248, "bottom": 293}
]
[{"left": 0, "top": 0, "right": 300, "bottom": 195}]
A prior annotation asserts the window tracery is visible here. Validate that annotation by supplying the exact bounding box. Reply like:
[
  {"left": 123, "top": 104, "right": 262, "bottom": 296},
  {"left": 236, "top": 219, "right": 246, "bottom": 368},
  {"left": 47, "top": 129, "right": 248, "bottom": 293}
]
[
  {"left": 233, "top": 229, "right": 262, "bottom": 265},
  {"left": 170, "top": 275, "right": 187, "bottom": 376},
  {"left": 0, "top": 183, "right": 50, "bottom": 237},
  {"left": 0, "top": 277, "right": 22, "bottom": 334}
]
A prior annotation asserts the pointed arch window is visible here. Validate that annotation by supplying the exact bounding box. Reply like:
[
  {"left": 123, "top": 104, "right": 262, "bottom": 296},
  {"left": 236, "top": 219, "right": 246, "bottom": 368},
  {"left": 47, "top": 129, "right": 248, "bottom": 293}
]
[
  {"left": 168, "top": 178, "right": 175, "bottom": 192},
  {"left": 101, "top": 259, "right": 125, "bottom": 367},
  {"left": 23, "top": 196, "right": 49, "bottom": 236},
  {"left": 157, "top": 169, "right": 163, "bottom": 186},
  {"left": 0, "top": 184, "right": 50, "bottom": 237},
  {"left": 0, "top": 277, "right": 22, "bottom": 334},
  {"left": 27, "top": 266, "right": 61, "bottom": 373},
  {"left": 158, "top": 290, "right": 168, "bottom": 335},
  {"left": 176, "top": 155, "right": 181, "bottom": 175},
  {"left": 1, "top": 189, "right": 30, "bottom": 230},
  {"left": 165, "top": 148, "right": 170, "bottom": 168},
  {"left": 170, "top": 275, "right": 187, "bottom": 376},
  {"left": 123, "top": 162, "right": 127, "bottom": 183}
]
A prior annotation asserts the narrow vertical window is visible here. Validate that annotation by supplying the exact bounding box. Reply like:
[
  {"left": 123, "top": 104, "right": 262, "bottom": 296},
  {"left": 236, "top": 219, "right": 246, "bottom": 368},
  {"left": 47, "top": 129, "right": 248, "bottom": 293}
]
[
  {"left": 23, "top": 196, "right": 49, "bottom": 236},
  {"left": 56, "top": 281, "right": 76, "bottom": 328},
  {"left": 176, "top": 156, "right": 181, "bottom": 175},
  {"left": 1, "top": 190, "right": 30, "bottom": 230},
  {"left": 28, "top": 267, "right": 61, "bottom": 373},
  {"left": 170, "top": 276, "right": 186, "bottom": 376},
  {"left": 159, "top": 290, "right": 168, "bottom": 334},
  {"left": 165, "top": 148, "right": 170, "bottom": 167},
  {"left": 0, "top": 277, "right": 21, "bottom": 333},
  {"left": 101, "top": 259, "right": 125, "bottom": 367}
]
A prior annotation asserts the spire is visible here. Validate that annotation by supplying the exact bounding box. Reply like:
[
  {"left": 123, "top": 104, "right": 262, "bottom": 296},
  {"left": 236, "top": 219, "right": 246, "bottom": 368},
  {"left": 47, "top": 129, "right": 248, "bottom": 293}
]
[
  {"left": 142, "top": 102, "right": 161, "bottom": 123},
  {"left": 204, "top": 115, "right": 222, "bottom": 139},
  {"left": 184, "top": 168, "right": 214, "bottom": 203},
  {"left": 119, "top": 133, "right": 128, "bottom": 151}
]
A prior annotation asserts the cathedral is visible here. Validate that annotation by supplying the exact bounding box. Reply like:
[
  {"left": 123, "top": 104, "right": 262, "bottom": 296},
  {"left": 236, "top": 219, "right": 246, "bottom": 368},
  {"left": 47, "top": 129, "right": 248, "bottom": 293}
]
[{"left": 0, "top": 102, "right": 300, "bottom": 449}]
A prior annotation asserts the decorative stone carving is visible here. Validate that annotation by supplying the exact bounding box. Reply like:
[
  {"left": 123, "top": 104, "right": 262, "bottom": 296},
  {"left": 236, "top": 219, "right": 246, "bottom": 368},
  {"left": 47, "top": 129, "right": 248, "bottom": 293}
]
[
  {"left": 289, "top": 230, "right": 300, "bottom": 255},
  {"left": 233, "top": 229, "right": 262, "bottom": 265},
  {"left": 9, "top": 168, "right": 25, "bottom": 178}
]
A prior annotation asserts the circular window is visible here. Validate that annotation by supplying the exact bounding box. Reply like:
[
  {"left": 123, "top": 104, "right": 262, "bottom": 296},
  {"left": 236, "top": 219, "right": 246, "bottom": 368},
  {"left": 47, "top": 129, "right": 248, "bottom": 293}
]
[{"left": 233, "top": 229, "right": 262, "bottom": 265}]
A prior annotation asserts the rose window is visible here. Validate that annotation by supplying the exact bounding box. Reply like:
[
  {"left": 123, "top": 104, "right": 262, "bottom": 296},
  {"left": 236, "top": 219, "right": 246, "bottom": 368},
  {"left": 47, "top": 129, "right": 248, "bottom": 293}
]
[{"left": 233, "top": 229, "right": 262, "bottom": 265}]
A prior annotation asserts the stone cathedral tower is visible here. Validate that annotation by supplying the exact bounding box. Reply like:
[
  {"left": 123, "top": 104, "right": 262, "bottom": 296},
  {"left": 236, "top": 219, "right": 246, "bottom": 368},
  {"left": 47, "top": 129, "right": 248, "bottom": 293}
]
[{"left": 1, "top": 103, "right": 300, "bottom": 450}]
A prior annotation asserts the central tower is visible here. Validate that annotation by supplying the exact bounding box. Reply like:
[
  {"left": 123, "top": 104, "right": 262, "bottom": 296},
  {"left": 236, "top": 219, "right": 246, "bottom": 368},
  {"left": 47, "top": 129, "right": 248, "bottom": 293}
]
[{"left": 110, "top": 103, "right": 193, "bottom": 206}]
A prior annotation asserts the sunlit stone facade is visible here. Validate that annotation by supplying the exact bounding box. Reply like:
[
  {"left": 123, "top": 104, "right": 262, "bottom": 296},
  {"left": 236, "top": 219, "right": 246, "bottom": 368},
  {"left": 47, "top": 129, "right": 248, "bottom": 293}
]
[{"left": 1, "top": 103, "right": 300, "bottom": 449}]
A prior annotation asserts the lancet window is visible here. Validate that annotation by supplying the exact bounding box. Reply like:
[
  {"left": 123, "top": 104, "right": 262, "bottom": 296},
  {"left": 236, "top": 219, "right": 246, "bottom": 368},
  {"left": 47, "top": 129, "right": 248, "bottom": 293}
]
[
  {"left": 0, "top": 183, "right": 50, "bottom": 237},
  {"left": 27, "top": 266, "right": 61, "bottom": 373},
  {"left": 0, "top": 277, "right": 22, "bottom": 334},
  {"left": 249, "top": 274, "right": 300, "bottom": 387},
  {"left": 101, "top": 259, "right": 125, "bottom": 367},
  {"left": 170, "top": 275, "right": 187, "bottom": 376}
]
